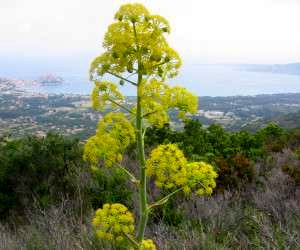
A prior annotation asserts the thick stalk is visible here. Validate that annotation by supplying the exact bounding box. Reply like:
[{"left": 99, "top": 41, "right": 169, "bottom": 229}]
[
  {"left": 136, "top": 70, "right": 148, "bottom": 243},
  {"left": 132, "top": 20, "right": 148, "bottom": 244}
]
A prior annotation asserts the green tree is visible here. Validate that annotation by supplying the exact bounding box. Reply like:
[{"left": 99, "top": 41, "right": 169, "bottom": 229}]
[
  {"left": 84, "top": 3, "right": 217, "bottom": 249},
  {"left": 257, "top": 123, "right": 287, "bottom": 152}
]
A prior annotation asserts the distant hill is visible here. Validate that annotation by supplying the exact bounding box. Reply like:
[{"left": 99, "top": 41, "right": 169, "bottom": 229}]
[
  {"left": 274, "top": 111, "right": 300, "bottom": 129},
  {"left": 238, "top": 63, "right": 300, "bottom": 76},
  {"left": 189, "top": 93, "right": 300, "bottom": 131},
  {"left": 37, "top": 74, "right": 64, "bottom": 85},
  {"left": 1, "top": 78, "right": 300, "bottom": 138},
  {"left": 244, "top": 110, "right": 300, "bottom": 131}
]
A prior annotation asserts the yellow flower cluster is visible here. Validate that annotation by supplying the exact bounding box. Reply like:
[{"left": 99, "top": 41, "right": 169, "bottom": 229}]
[
  {"left": 83, "top": 113, "right": 135, "bottom": 167},
  {"left": 141, "top": 239, "right": 156, "bottom": 250},
  {"left": 88, "top": 3, "right": 198, "bottom": 127},
  {"left": 92, "top": 203, "right": 135, "bottom": 242},
  {"left": 145, "top": 144, "right": 188, "bottom": 189},
  {"left": 83, "top": 133, "right": 122, "bottom": 168},
  {"left": 141, "top": 79, "right": 198, "bottom": 127},
  {"left": 166, "top": 86, "right": 198, "bottom": 119},
  {"left": 91, "top": 81, "right": 124, "bottom": 111},
  {"left": 184, "top": 162, "right": 218, "bottom": 195},
  {"left": 97, "top": 113, "right": 136, "bottom": 151},
  {"left": 141, "top": 79, "right": 169, "bottom": 126},
  {"left": 89, "top": 3, "right": 181, "bottom": 81},
  {"left": 115, "top": 3, "right": 150, "bottom": 25},
  {"left": 146, "top": 144, "right": 218, "bottom": 195}
]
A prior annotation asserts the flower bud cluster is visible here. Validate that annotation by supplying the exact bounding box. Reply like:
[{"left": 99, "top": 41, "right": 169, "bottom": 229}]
[
  {"left": 83, "top": 113, "right": 135, "bottom": 168},
  {"left": 146, "top": 144, "right": 217, "bottom": 195},
  {"left": 141, "top": 239, "right": 157, "bottom": 250},
  {"left": 97, "top": 112, "right": 136, "bottom": 151},
  {"left": 92, "top": 81, "right": 124, "bottom": 111},
  {"left": 145, "top": 144, "right": 187, "bottom": 189},
  {"left": 92, "top": 203, "right": 135, "bottom": 242},
  {"left": 89, "top": 3, "right": 182, "bottom": 82},
  {"left": 184, "top": 162, "right": 218, "bottom": 195},
  {"left": 83, "top": 133, "right": 122, "bottom": 168},
  {"left": 141, "top": 79, "right": 198, "bottom": 127}
]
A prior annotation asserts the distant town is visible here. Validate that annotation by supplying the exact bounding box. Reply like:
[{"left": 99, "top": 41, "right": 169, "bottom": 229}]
[{"left": 1, "top": 77, "right": 300, "bottom": 139}]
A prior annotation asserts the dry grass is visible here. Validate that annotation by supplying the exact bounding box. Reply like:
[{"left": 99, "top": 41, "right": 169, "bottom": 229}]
[{"left": 1, "top": 151, "right": 299, "bottom": 250}]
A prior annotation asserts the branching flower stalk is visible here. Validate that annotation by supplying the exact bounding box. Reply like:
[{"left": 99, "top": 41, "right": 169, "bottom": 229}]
[{"left": 84, "top": 3, "right": 218, "bottom": 249}]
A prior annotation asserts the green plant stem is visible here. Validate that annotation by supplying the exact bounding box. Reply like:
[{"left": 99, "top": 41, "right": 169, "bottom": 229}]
[
  {"left": 106, "top": 97, "right": 135, "bottom": 114},
  {"left": 124, "top": 233, "right": 140, "bottom": 249},
  {"left": 142, "top": 110, "right": 159, "bottom": 118},
  {"left": 136, "top": 77, "right": 148, "bottom": 242},
  {"left": 106, "top": 70, "right": 137, "bottom": 86},
  {"left": 135, "top": 45, "right": 148, "bottom": 242},
  {"left": 148, "top": 187, "right": 184, "bottom": 210},
  {"left": 148, "top": 181, "right": 208, "bottom": 210},
  {"left": 113, "top": 162, "right": 139, "bottom": 184}
]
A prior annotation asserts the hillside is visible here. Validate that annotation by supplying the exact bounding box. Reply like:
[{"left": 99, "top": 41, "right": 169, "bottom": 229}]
[
  {"left": 192, "top": 93, "right": 300, "bottom": 131},
  {"left": 1, "top": 78, "right": 300, "bottom": 138},
  {"left": 243, "top": 110, "right": 300, "bottom": 131}
]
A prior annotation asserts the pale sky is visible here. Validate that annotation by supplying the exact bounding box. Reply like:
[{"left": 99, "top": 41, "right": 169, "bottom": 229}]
[{"left": 1, "top": 0, "right": 300, "bottom": 64}]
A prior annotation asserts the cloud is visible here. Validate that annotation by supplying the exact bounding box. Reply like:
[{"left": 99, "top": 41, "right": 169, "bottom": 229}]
[
  {"left": 0, "top": 0, "right": 299, "bottom": 63},
  {"left": 19, "top": 23, "right": 32, "bottom": 33}
]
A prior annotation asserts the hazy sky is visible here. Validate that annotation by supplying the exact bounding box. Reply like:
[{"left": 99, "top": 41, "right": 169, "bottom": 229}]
[{"left": 1, "top": 0, "right": 300, "bottom": 64}]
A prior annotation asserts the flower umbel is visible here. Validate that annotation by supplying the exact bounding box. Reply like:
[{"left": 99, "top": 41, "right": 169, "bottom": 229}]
[
  {"left": 83, "top": 133, "right": 122, "bottom": 167},
  {"left": 141, "top": 239, "right": 156, "bottom": 250},
  {"left": 91, "top": 81, "right": 124, "bottom": 111},
  {"left": 140, "top": 79, "right": 198, "bottom": 127},
  {"left": 83, "top": 112, "right": 135, "bottom": 168},
  {"left": 145, "top": 144, "right": 187, "bottom": 189},
  {"left": 92, "top": 203, "right": 135, "bottom": 243},
  {"left": 184, "top": 161, "right": 218, "bottom": 195},
  {"left": 97, "top": 112, "right": 136, "bottom": 151},
  {"left": 146, "top": 144, "right": 218, "bottom": 195}
]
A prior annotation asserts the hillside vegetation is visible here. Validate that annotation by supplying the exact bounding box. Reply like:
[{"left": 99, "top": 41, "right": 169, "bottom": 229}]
[{"left": 1, "top": 121, "right": 299, "bottom": 249}]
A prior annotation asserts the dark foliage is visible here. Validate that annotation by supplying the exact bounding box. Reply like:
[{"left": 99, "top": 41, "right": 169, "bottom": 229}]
[
  {"left": 0, "top": 133, "right": 85, "bottom": 219},
  {"left": 0, "top": 134, "right": 132, "bottom": 221},
  {"left": 88, "top": 168, "right": 133, "bottom": 209},
  {"left": 145, "top": 120, "right": 293, "bottom": 190}
]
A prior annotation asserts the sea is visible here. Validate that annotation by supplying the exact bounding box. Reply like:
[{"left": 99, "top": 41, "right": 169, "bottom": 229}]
[{"left": 1, "top": 63, "right": 300, "bottom": 97}]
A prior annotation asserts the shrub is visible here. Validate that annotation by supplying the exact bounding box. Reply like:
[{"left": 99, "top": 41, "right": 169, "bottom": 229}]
[
  {"left": 214, "top": 153, "right": 255, "bottom": 191},
  {"left": 295, "top": 148, "right": 300, "bottom": 160},
  {"left": 0, "top": 133, "right": 134, "bottom": 221},
  {"left": 287, "top": 129, "right": 300, "bottom": 149},
  {"left": 145, "top": 123, "right": 176, "bottom": 146},
  {"left": 88, "top": 168, "right": 133, "bottom": 210},
  {"left": 282, "top": 163, "right": 300, "bottom": 186},
  {"left": 257, "top": 123, "right": 287, "bottom": 153},
  {"left": 0, "top": 133, "right": 85, "bottom": 219},
  {"left": 146, "top": 120, "right": 267, "bottom": 162}
]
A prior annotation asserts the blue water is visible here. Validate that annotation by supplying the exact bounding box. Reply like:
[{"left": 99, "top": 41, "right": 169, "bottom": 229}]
[
  {"left": 175, "top": 64, "right": 300, "bottom": 96},
  {"left": 2, "top": 64, "right": 300, "bottom": 96}
]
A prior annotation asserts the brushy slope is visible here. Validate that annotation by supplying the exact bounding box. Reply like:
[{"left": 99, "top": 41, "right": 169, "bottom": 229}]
[{"left": 0, "top": 122, "right": 299, "bottom": 249}]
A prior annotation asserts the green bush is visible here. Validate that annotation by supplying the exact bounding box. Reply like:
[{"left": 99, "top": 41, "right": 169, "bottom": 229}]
[
  {"left": 88, "top": 168, "right": 133, "bottom": 210},
  {"left": 0, "top": 133, "right": 132, "bottom": 220},
  {"left": 0, "top": 133, "right": 86, "bottom": 219},
  {"left": 150, "top": 194, "right": 185, "bottom": 226},
  {"left": 295, "top": 148, "right": 300, "bottom": 160},
  {"left": 287, "top": 129, "right": 300, "bottom": 149},
  {"left": 257, "top": 123, "right": 287, "bottom": 153},
  {"left": 282, "top": 163, "right": 300, "bottom": 186},
  {"left": 145, "top": 120, "right": 262, "bottom": 190},
  {"left": 214, "top": 153, "right": 255, "bottom": 191}
]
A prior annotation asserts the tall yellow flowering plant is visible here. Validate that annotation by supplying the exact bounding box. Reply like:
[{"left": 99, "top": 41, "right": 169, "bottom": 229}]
[{"left": 84, "top": 3, "right": 217, "bottom": 249}]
